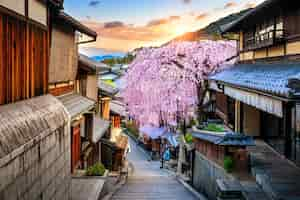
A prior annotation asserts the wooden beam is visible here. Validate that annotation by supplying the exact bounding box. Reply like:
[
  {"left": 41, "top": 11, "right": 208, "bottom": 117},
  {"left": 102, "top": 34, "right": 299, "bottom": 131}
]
[
  {"left": 235, "top": 100, "right": 241, "bottom": 132},
  {"left": 0, "top": 14, "right": 3, "bottom": 104},
  {"left": 283, "top": 103, "right": 292, "bottom": 159},
  {"left": 25, "top": 0, "right": 28, "bottom": 18}
]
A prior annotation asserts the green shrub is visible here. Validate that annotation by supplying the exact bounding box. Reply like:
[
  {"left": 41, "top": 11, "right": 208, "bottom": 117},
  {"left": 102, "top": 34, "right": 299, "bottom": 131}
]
[
  {"left": 188, "top": 118, "right": 197, "bottom": 127},
  {"left": 86, "top": 162, "right": 106, "bottom": 176},
  {"left": 185, "top": 133, "right": 194, "bottom": 144},
  {"left": 203, "top": 123, "right": 224, "bottom": 132},
  {"left": 125, "top": 122, "right": 139, "bottom": 139},
  {"left": 104, "top": 80, "right": 116, "bottom": 87},
  {"left": 224, "top": 156, "right": 234, "bottom": 173}
]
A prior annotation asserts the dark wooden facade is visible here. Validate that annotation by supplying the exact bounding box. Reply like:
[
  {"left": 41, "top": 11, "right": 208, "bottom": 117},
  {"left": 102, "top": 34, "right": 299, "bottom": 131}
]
[
  {"left": 228, "top": 1, "right": 300, "bottom": 64},
  {"left": 0, "top": 11, "right": 49, "bottom": 105},
  {"left": 216, "top": 0, "right": 300, "bottom": 166}
]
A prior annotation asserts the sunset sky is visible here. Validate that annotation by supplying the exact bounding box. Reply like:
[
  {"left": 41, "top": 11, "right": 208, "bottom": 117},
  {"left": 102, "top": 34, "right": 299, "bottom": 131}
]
[{"left": 64, "top": 0, "right": 265, "bottom": 56}]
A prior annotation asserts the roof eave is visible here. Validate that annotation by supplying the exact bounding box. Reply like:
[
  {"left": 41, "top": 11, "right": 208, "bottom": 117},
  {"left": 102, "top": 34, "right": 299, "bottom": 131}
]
[
  {"left": 48, "top": 0, "right": 64, "bottom": 8},
  {"left": 221, "top": 0, "right": 278, "bottom": 34},
  {"left": 209, "top": 79, "right": 291, "bottom": 102},
  {"left": 57, "top": 11, "right": 97, "bottom": 41}
]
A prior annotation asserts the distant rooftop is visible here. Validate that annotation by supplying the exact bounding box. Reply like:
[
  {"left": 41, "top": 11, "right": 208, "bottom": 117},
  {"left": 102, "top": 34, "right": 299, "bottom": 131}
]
[
  {"left": 98, "top": 80, "right": 119, "bottom": 96},
  {"left": 79, "top": 54, "right": 110, "bottom": 73},
  {"left": 100, "top": 72, "right": 120, "bottom": 81},
  {"left": 191, "top": 129, "right": 255, "bottom": 146}
]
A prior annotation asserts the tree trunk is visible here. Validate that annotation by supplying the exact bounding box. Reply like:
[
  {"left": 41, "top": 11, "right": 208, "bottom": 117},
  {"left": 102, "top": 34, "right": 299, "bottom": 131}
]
[
  {"left": 177, "top": 135, "right": 185, "bottom": 175},
  {"left": 196, "top": 81, "right": 209, "bottom": 123}
]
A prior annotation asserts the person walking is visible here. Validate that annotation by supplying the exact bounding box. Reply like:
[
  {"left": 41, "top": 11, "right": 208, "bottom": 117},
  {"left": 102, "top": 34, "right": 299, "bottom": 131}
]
[{"left": 160, "top": 139, "right": 170, "bottom": 169}]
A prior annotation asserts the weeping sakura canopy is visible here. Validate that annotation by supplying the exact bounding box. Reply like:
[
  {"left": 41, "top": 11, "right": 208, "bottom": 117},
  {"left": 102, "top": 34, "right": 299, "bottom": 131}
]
[{"left": 122, "top": 41, "right": 237, "bottom": 127}]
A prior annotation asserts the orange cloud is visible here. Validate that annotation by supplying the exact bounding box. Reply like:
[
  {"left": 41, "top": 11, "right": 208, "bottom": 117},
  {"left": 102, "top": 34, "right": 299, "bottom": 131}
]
[
  {"left": 147, "top": 18, "right": 169, "bottom": 26},
  {"left": 147, "top": 16, "right": 181, "bottom": 27},
  {"left": 196, "top": 13, "right": 209, "bottom": 20},
  {"left": 224, "top": 1, "right": 238, "bottom": 9},
  {"left": 244, "top": 2, "right": 257, "bottom": 9}
]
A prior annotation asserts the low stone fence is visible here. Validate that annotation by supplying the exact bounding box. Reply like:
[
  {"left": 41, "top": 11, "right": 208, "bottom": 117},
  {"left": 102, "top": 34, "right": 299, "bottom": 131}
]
[{"left": 192, "top": 151, "right": 235, "bottom": 200}]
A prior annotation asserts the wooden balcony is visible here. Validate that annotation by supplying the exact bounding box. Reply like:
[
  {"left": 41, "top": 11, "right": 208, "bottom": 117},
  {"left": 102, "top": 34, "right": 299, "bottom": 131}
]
[{"left": 244, "top": 29, "right": 286, "bottom": 51}]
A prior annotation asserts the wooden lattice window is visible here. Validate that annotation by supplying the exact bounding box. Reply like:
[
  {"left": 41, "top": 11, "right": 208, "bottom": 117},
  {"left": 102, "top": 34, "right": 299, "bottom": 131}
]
[{"left": 0, "top": 13, "right": 49, "bottom": 105}]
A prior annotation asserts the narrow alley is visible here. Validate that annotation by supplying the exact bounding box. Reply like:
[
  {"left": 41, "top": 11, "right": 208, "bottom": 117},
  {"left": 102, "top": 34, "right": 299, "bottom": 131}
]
[{"left": 111, "top": 137, "right": 200, "bottom": 200}]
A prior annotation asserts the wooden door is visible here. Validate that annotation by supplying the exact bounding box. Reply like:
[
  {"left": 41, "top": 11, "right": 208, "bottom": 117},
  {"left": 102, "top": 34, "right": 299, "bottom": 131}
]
[
  {"left": 112, "top": 116, "right": 121, "bottom": 128},
  {"left": 71, "top": 124, "right": 81, "bottom": 173}
]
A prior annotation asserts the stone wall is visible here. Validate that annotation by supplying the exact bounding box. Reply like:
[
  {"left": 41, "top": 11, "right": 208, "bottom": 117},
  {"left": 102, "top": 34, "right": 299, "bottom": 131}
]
[
  {"left": 0, "top": 125, "right": 71, "bottom": 200},
  {"left": 193, "top": 151, "right": 234, "bottom": 200},
  {"left": 0, "top": 95, "right": 71, "bottom": 200}
]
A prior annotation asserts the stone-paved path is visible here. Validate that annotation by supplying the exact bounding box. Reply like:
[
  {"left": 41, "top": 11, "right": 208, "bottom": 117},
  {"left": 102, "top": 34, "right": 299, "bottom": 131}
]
[{"left": 111, "top": 137, "right": 199, "bottom": 200}]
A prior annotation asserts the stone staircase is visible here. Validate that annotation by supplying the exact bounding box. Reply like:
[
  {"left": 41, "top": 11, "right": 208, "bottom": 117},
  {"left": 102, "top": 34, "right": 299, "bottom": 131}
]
[
  {"left": 111, "top": 176, "right": 198, "bottom": 200},
  {"left": 248, "top": 140, "right": 300, "bottom": 200}
]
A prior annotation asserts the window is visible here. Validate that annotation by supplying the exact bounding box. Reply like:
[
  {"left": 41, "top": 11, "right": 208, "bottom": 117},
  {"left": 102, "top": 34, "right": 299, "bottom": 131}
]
[{"left": 243, "top": 16, "right": 284, "bottom": 50}]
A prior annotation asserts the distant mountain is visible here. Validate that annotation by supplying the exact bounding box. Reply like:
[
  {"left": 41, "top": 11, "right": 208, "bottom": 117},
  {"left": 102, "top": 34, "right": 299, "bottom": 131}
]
[
  {"left": 92, "top": 55, "right": 122, "bottom": 62},
  {"left": 170, "top": 8, "right": 252, "bottom": 42}
]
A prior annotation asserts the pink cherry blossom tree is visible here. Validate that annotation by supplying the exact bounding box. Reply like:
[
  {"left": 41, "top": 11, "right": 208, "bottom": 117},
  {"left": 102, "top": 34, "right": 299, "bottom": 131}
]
[{"left": 122, "top": 41, "right": 237, "bottom": 127}]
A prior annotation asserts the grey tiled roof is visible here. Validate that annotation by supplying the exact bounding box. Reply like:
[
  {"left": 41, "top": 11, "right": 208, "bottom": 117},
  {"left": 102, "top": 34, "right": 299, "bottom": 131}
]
[
  {"left": 191, "top": 130, "right": 255, "bottom": 146},
  {"left": 110, "top": 100, "right": 126, "bottom": 117},
  {"left": 93, "top": 117, "right": 110, "bottom": 143},
  {"left": 0, "top": 95, "right": 68, "bottom": 160},
  {"left": 209, "top": 64, "right": 300, "bottom": 97},
  {"left": 79, "top": 54, "right": 110, "bottom": 72},
  {"left": 57, "top": 93, "right": 95, "bottom": 120}
]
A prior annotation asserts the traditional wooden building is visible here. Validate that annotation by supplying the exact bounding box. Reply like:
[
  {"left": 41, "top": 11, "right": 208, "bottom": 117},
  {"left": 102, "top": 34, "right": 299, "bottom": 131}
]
[
  {"left": 0, "top": 1, "right": 73, "bottom": 199},
  {"left": 76, "top": 53, "right": 111, "bottom": 169},
  {"left": 77, "top": 54, "right": 110, "bottom": 103},
  {"left": 209, "top": 0, "right": 300, "bottom": 167},
  {"left": 98, "top": 80, "right": 126, "bottom": 128},
  {"left": 48, "top": 11, "right": 97, "bottom": 96},
  {"left": 46, "top": 10, "right": 112, "bottom": 173}
]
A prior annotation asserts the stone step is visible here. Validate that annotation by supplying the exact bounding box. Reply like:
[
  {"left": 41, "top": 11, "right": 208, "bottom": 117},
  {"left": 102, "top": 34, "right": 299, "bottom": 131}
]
[
  {"left": 240, "top": 181, "right": 271, "bottom": 200},
  {"left": 112, "top": 176, "right": 198, "bottom": 200}
]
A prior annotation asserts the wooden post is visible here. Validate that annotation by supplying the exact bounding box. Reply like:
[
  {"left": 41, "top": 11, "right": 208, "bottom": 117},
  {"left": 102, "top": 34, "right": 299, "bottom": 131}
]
[
  {"left": 283, "top": 103, "right": 292, "bottom": 159},
  {"left": 177, "top": 135, "right": 185, "bottom": 176},
  {"left": 235, "top": 100, "right": 241, "bottom": 132}
]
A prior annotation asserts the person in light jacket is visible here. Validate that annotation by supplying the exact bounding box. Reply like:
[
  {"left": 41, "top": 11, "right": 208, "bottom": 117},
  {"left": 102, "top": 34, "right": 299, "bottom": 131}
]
[{"left": 160, "top": 139, "right": 170, "bottom": 169}]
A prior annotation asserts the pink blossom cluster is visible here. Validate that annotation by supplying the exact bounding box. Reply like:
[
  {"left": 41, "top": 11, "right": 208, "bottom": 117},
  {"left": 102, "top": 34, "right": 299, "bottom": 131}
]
[{"left": 122, "top": 41, "right": 237, "bottom": 127}]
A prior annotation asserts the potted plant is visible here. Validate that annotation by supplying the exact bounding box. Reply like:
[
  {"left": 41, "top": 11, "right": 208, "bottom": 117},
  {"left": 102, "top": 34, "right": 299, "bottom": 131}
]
[
  {"left": 86, "top": 162, "right": 108, "bottom": 177},
  {"left": 223, "top": 156, "right": 234, "bottom": 173}
]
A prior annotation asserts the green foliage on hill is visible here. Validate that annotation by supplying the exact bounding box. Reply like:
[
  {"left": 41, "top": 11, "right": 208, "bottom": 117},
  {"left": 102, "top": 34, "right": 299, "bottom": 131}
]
[
  {"left": 171, "top": 8, "right": 252, "bottom": 42},
  {"left": 124, "top": 121, "right": 139, "bottom": 139},
  {"left": 103, "top": 54, "right": 135, "bottom": 66}
]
